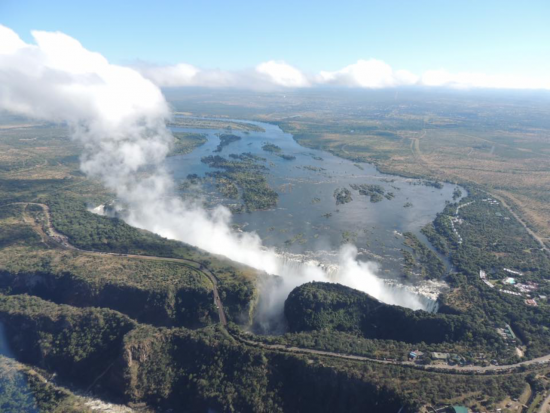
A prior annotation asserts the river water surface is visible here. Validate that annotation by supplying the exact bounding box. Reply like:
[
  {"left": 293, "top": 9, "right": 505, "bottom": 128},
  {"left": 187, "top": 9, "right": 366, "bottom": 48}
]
[{"left": 166, "top": 120, "right": 462, "bottom": 290}]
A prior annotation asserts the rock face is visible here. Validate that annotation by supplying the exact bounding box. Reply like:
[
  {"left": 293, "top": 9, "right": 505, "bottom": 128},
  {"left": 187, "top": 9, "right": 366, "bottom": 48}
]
[
  {"left": 117, "top": 325, "right": 412, "bottom": 413},
  {"left": 0, "top": 294, "right": 135, "bottom": 389},
  {"left": 0, "top": 355, "right": 95, "bottom": 412},
  {"left": 0, "top": 294, "right": 414, "bottom": 413},
  {"left": 0, "top": 269, "right": 215, "bottom": 328},
  {"left": 284, "top": 282, "right": 496, "bottom": 345}
]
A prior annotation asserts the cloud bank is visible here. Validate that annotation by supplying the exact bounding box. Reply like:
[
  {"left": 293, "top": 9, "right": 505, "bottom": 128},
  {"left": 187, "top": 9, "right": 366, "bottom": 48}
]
[
  {"left": 256, "top": 60, "right": 310, "bottom": 88},
  {"left": 133, "top": 60, "right": 312, "bottom": 90},
  {"left": 420, "top": 70, "right": 550, "bottom": 90},
  {"left": 135, "top": 57, "right": 550, "bottom": 91},
  {"left": 317, "top": 59, "right": 418, "bottom": 88},
  {"left": 0, "top": 26, "right": 427, "bottom": 326}
]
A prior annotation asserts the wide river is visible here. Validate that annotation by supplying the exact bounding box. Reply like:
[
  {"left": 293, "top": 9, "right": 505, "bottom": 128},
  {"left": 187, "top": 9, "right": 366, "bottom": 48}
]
[{"left": 167, "top": 120, "right": 462, "bottom": 285}]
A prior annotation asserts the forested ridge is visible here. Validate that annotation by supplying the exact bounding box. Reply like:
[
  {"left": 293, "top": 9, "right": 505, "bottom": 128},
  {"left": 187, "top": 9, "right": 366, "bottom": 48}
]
[{"left": 285, "top": 282, "right": 500, "bottom": 346}]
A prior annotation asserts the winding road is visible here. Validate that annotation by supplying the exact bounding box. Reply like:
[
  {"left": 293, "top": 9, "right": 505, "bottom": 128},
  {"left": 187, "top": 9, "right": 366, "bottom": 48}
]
[{"left": 3, "top": 202, "right": 550, "bottom": 376}]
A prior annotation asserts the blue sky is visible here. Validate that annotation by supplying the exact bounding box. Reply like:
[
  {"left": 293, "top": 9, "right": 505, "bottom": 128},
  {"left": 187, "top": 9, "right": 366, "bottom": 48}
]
[{"left": 2, "top": 0, "right": 550, "bottom": 78}]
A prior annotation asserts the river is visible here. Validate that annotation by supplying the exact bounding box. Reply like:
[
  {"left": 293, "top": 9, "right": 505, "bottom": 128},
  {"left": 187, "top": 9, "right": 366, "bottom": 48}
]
[{"left": 167, "top": 119, "right": 461, "bottom": 289}]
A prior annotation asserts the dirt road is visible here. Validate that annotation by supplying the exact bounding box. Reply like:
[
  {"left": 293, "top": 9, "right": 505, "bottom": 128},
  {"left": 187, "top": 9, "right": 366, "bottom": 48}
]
[
  {"left": 538, "top": 393, "right": 550, "bottom": 413},
  {"left": 485, "top": 193, "right": 550, "bottom": 255}
]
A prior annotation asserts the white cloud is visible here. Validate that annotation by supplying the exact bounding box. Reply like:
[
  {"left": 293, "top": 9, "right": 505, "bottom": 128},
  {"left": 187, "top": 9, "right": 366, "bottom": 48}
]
[
  {"left": 136, "top": 57, "right": 550, "bottom": 91},
  {"left": 255, "top": 60, "right": 310, "bottom": 88},
  {"left": 421, "top": 69, "right": 550, "bottom": 90},
  {"left": 318, "top": 59, "right": 419, "bottom": 88},
  {"left": 135, "top": 63, "right": 200, "bottom": 87},
  {"left": 135, "top": 61, "right": 310, "bottom": 90},
  {"left": 0, "top": 26, "right": 168, "bottom": 138},
  {"left": 0, "top": 25, "right": 27, "bottom": 54}
]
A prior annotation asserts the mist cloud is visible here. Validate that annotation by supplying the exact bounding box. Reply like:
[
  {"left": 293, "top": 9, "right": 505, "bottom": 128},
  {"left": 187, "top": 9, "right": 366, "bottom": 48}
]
[
  {"left": 134, "top": 62, "right": 200, "bottom": 87},
  {"left": 134, "top": 60, "right": 311, "bottom": 90},
  {"left": 256, "top": 60, "right": 310, "bottom": 88},
  {"left": 317, "top": 59, "right": 418, "bottom": 88},
  {"left": 421, "top": 69, "right": 550, "bottom": 90},
  {"left": 135, "top": 57, "right": 550, "bottom": 91},
  {"left": 0, "top": 26, "right": 426, "bottom": 325}
]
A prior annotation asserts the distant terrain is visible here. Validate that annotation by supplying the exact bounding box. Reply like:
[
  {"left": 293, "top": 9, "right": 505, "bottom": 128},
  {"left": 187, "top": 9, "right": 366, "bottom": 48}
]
[
  {"left": 170, "top": 89, "right": 550, "bottom": 247},
  {"left": 1, "top": 90, "right": 550, "bottom": 412}
]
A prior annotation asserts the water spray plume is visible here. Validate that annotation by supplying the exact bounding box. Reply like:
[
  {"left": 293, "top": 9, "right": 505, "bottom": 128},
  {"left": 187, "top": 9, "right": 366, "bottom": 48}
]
[{"left": 0, "top": 26, "right": 426, "bottom": 325}]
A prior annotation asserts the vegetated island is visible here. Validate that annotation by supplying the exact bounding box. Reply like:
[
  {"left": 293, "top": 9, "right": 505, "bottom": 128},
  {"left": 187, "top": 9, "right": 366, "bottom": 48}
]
[
  {"left": 262, "top": 143, "right": 282, "bottom": 153},
  {"left": 349, "top": 183, "right": 390, "bottom": 202},
  {"left": 201, "top": 153, "right": 278, "bottom": 212},
  {"left": 333, "top": 187, "right": 353, "bottom": 205},
  {"left": 408, "top": 179, "right": 444, "bottom": 189},
  {"left": 262, "top": 143, "right": 296, "bottom": 160},
  {"left": 169, "top": 132, "right": 207, "bottom": 156},
  {"left": 401, "top": 231, "right": 446, "bottom": 279},
  {"left": 302, "top": 165, "right": 325, "bottom": 172},
  {"left": 214, "top": 133, "right": 241, "bottom": 152}
]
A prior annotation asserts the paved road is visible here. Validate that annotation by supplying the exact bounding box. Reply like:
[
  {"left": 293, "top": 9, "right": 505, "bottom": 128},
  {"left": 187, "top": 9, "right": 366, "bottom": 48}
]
[
  {"left": 235, "top": 334, "right": 550, "bottom": 374},
  {"left": 4, "top": 202, "right": 550, "bottom": 375}
]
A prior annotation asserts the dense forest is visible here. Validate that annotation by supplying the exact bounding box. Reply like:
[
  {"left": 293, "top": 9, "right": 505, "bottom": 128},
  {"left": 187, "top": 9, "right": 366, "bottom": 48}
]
[
  {"left": 402, "top": 231, "right": 446, "bottom": 279},
  {"left": 0, "top": 293, "right": 528, "bottom": 412},
  {"left": 285, "top": 282, "right": 500, "bottom": 346},
  {"left": 425, "top": 187, "right": 550, "bottom": 359}
]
